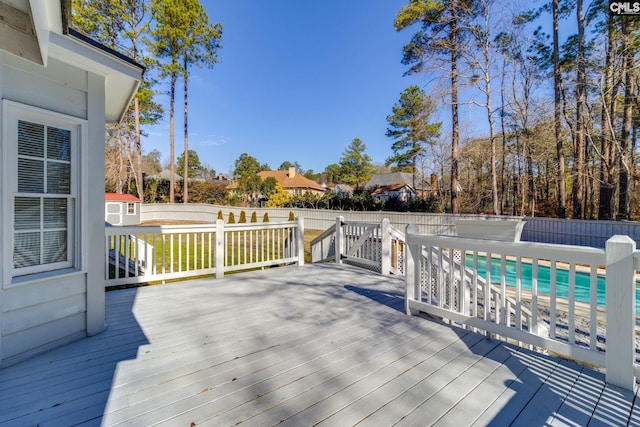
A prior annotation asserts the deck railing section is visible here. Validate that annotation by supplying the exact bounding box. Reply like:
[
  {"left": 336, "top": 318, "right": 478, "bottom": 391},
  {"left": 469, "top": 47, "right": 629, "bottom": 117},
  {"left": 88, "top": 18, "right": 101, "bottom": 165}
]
[
  {"left": 405, "top": 225, "right": 639, "bottom": 390},
  {"left": 105, "top": 218, "right": 304, "bottom": 286},
  {"left": 310, "top": 216, "right": 405, "bottom": 275}
]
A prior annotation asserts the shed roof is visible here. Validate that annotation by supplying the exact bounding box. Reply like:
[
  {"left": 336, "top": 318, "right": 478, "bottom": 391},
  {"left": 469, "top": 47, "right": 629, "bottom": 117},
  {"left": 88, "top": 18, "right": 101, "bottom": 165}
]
[{"left": 105, "top": 193, "right": 141, "bottom": 203}]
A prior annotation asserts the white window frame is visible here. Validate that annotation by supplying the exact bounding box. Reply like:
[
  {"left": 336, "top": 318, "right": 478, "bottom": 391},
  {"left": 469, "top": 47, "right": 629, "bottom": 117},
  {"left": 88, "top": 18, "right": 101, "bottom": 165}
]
[
  {"left": 126, "top": 202, "right": 136, "bottom": 215},
  {"left": 3, "top": 100, "right": 85, "bottom": 280}
]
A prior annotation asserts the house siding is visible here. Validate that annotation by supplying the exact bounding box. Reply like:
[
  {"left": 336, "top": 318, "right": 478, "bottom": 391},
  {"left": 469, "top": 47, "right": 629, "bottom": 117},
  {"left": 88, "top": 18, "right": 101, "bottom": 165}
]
[
  {"left": 1, "top": 275, "right": 86, "bottom": 365},
  {"left": 0, "top": 51, "right": 104, "bottom": 366}
]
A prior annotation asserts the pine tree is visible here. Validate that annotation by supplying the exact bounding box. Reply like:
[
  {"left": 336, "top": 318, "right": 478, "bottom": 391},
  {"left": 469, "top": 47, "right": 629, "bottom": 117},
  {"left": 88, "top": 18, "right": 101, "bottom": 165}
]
[
  {"left": 72, "top": 0, "right": 162, "bottom": 197},
  {"left": 395, "top": 0, "right": 474, "bottom": 213},
  {"left": 338, "top": 138, "right": 375, "bottom": 191},
  {"left": 180, "top": 0, "right": 222, "bottom": 203},
  {"left": 386, "top": 86, "right": 441, "bottom": 187}
]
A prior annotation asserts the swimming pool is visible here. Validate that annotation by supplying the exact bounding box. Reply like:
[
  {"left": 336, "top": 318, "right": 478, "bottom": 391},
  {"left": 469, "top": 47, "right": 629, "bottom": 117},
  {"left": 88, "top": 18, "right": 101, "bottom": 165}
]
[{"left": 465, "top": 255, "right": 640, "bottom": 314}]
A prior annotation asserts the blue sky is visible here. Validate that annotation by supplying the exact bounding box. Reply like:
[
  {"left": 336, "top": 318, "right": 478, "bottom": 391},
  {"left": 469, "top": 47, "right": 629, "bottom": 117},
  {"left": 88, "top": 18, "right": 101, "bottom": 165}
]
[{"left": 142, "top": 0, "right": 429, "bottom": 177}]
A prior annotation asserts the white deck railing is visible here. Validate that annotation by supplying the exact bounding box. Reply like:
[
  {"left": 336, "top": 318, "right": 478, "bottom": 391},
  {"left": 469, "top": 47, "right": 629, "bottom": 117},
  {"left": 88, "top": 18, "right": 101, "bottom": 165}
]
[
  {"left": 105, "top": 218, "right": 304, "bottom": 286},
  {"left": 310, "top": 216, "right": 405, "bottom": 275},
  {"left": 311, "top": 217, "right": 539, "bottom": 347},
  {"left": 405, "top": 224, "right": 639, "bottom": 390}
]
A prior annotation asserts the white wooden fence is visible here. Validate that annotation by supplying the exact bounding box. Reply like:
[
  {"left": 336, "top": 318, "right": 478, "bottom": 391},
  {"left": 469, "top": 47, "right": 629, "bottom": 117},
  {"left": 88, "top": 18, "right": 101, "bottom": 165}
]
[
  {"left": 142, "top": 204, "right": 640, "bottom": 248},
  {"left": 404, "top": 225, "right": 639, "bottom": 391},
  {"left": 105, "top": 219, "right": 304, "bottom": 286}
]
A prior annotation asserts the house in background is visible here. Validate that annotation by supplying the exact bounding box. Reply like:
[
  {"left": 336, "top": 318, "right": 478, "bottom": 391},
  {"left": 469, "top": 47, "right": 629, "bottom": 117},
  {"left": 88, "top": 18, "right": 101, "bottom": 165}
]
[
  {"left": 323, "top": 183, "right": 354, "bottom": 196},
  {"left": 365, "top": 172, "right": 431, "bottom": 203},
  {"left": 105, "top": 193, "right": 142, "bottom": 226},
  {"left": 258, "top": 167, "right": 325, "bottom": 196},
  {"left": 0, "top": 0, "right": 143, "bottom": 366},
  {"left": 228, "top": 167, "right": 326, "bottom": 203}
]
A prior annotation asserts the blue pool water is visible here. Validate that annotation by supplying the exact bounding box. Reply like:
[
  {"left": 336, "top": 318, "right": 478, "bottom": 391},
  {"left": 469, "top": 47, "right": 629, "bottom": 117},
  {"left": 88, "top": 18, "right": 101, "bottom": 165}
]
[{"left": 464, "top": 255, "right": 640, "bottom": 314}]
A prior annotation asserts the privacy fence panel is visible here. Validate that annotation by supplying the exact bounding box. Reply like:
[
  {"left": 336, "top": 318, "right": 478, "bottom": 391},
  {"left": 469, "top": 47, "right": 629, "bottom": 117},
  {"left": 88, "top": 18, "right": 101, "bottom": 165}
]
[{"left": 142, "top": 204, "right": 640, "bottom": 248}]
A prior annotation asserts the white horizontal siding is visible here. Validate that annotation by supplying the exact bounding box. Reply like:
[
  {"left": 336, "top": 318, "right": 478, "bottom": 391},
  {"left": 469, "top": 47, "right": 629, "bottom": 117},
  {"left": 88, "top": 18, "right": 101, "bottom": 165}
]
[
  {"left": 2, "top": 273, "right": 85, "bottom": 311},
  {"left": 2, "top": 312, "right": 86, "bottom": 365},
  {"left": 3, "top": 293, "right": 85, "bottom": 335},
  {"left": 2, "top": 55, "right": 88, "bottom": 120},
  {"left": 1, "top": 274, "right": 86, "bottom": 363}
]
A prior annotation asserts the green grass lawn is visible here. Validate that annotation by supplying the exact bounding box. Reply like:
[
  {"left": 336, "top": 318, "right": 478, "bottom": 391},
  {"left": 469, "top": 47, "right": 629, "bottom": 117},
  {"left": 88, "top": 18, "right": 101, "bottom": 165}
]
[{"left": 108, "top": 227, "right": 323, "bottom": 285}]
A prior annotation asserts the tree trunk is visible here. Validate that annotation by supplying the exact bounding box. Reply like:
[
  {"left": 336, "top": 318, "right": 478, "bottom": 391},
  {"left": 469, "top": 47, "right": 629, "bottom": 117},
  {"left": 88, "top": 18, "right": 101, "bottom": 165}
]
[
  {"left": 598, "top": 15, "right": 617, "bottom": 220},
  {"left": 572, "top": 0, "right": 586, "bottom": 219},
  {"left": 500, "top": 57, "right": 507, "bottom": 214},
  {"left": 553, "top": 0, "right": 566, "bottom": 218},
  {"left": 183, "top": 56, "right": 189, "bottom": 204},
  {"left": 526, "top": 138, "right": 535, "bottom": 216},
  {"left": 450, "top": 15, "right": 460, "bottom": 214},
  {"left": 133, "top": 96, "right": 143, "bottom": 199},
  {"left": 618, "top": 18, "right": 634, "bottom": 219},
  {"left": 169, "top": 69, "right": 176, "bottom": 203}
]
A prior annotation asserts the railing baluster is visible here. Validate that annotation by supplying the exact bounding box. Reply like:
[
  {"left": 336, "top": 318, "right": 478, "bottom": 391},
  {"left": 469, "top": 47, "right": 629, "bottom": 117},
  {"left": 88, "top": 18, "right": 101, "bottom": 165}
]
[
  {"left": 531, "top": 258, "right": 538, "bottom": 335},
  {"left": 590, "top": 265, "right": 597, "bottom": 350},
  {"left": 484, "top": 252, "right": 491, "bottom": 323},
  {"left": 500, "top": 255, "right": 507, "bottom": 326},
  {"left": 437, "top": 248, "right": 444, "bottom": 309},
  {"left": 568, "top": 263, "right": 576, "bottom": 345},
  {"left": 448, "top": 247, "right": 454, "bottom": 311},
  {"left": 472, "top": 251, "right": 478, "bottom": 319},
  {"left": 162, "top": 234, "right": 166, "bottom": 274},
  {"left": 550, "top": 260, "right": 557, "bottom": 339},
  {"left": 515, "top": 257, "right": 522, "bottom": 330}
]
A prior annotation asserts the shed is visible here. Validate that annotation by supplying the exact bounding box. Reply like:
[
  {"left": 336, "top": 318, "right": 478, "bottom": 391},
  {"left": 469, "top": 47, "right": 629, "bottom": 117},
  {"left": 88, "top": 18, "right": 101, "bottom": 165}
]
[
  {"left": 0, "top": 1, "right": 143, "bottom": 366},
  {"left": 105, "top": 193, "right": 142, "bottom": 226}
]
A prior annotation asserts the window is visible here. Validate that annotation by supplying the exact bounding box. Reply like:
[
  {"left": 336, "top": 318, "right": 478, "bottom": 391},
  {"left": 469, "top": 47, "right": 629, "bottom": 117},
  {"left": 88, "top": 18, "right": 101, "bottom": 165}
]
[
  {"left": 3, "top": 100, "right": 83, "bottom": 277},
  {"left": 127, "top": 202, "right": 136, "bottom": 215}
]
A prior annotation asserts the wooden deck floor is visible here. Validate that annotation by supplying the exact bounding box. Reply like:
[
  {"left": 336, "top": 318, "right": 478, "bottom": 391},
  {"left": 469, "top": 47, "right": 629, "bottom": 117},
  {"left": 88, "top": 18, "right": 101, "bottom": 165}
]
[{"left": 1, "top": 263, "right": 639, "bottom": 426}]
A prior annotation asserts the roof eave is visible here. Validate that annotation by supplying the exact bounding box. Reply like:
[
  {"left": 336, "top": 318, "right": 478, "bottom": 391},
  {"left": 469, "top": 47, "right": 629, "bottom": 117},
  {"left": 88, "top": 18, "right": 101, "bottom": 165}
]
[{"left": 47, "top": 30, "right": 144, "bottom": 122}]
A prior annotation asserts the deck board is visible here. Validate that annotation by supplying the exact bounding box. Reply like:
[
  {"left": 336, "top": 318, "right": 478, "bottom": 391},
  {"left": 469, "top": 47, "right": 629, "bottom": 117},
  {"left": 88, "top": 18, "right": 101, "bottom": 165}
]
[{"left": 0, "top": 263, "right": 638, "bottom": 426}]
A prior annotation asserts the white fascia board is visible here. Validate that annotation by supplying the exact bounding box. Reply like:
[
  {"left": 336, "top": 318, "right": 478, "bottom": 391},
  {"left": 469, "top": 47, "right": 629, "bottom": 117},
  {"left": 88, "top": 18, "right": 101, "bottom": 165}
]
[
  {"left": 47, "top": 31, "right": 143, "bottom": 122},
  {"left": 28, "top": 0, "right": 60, "bottom": 66}
]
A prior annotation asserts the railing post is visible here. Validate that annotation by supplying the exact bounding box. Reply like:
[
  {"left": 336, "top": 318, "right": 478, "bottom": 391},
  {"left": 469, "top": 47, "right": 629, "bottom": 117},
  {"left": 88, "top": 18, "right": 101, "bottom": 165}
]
[
  {"left": 296, "top": 216, "right": 305, "bottom": 266},
  {"left": 405, "top": 224, "right": 421, "bottom": 315},
  {"left": 335, "top": 216, "right": 344, "bottom": 264},
  {"left": 381, "top": 219, "right": 391, "bottom": 276},
  {"left": 215, "top": 219, "right": 225, "bottom": 279},
  {"left": 605, "top": 235, "right": 636, "bottom": 390}
]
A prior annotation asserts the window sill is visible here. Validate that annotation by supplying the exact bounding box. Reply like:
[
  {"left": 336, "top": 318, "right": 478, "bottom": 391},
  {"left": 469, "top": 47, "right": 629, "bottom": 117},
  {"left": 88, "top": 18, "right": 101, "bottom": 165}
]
[{"left": 7, "top": 268, "right": 86, "bottom": 288}]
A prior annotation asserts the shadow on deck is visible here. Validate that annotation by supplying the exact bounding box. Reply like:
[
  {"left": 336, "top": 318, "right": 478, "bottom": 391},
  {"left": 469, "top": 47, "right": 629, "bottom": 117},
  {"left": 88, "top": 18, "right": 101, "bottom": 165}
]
[{"left": 0, "top": 263, "right": 638, "bottom": 426}]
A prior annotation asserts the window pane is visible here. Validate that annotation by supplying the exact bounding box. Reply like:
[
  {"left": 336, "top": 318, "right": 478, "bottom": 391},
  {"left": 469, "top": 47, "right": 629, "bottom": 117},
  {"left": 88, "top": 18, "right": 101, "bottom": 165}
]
[
  {"left": 15, "top": 197, "right": 41, "bottom": 230},
  {"left": 43, "top": 198, "right": 67, "bottom": 229},
  {"left": 47, "top": 162, "right": 71, "bottom": 194},
  {"left": 42, "top": 231, "right": 67, "bottom": 264},
  {"left": 47, "top": 127, "right": 70, "bottom": 161},
  {"left": 18, "top": 158, "right": 44, "bottom": 193},
  {"left": 14, "top": 232, "right": 40, "bottom": 268},
  {"left": 18, "top": 121, "right": 44, "bottom": 157}
]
